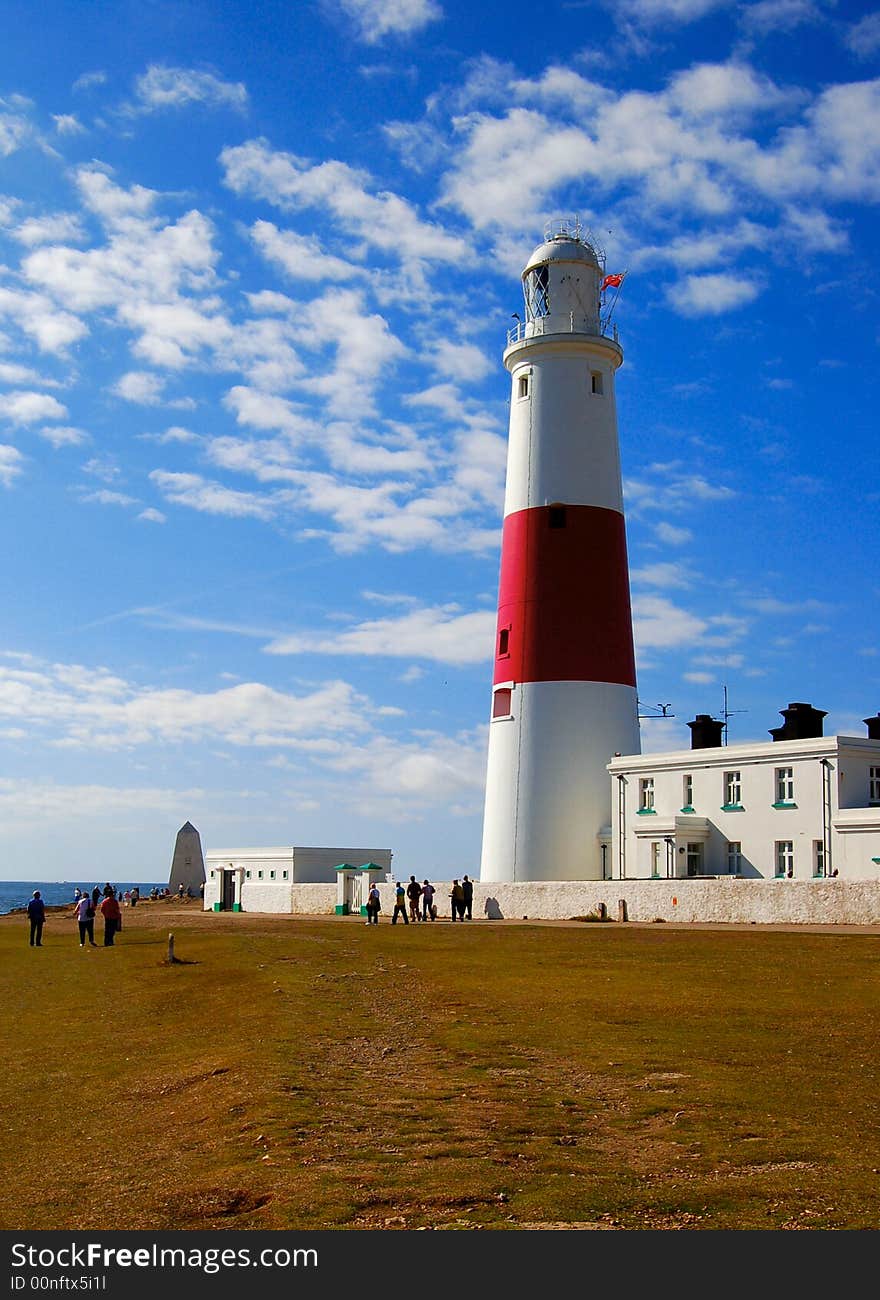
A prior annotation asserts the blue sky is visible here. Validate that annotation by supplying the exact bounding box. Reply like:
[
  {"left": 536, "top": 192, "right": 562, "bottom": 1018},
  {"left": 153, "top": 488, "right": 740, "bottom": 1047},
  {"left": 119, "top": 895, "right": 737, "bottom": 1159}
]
[{"left": 0, "top": 0, "right": 878, "bottom": 882}]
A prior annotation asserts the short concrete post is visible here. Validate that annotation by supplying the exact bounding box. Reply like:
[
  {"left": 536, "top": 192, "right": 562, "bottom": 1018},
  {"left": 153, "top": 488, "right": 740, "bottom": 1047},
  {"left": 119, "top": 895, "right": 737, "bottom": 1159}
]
[
  {"left": 168, "top": 933, "right": 175, "bottom": 962},
  {"left": 597, "top": 901, "right": 607, "bottom": 920},
  {"left": 617, "top": 899, "right": 628, "bottom": 923}
]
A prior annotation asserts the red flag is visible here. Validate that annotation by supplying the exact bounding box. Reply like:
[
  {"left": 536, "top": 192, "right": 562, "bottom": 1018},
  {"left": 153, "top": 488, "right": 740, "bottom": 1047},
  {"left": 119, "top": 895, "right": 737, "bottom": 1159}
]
[{"left": 600, "top": 272, "right": 624, "bottom": 292}]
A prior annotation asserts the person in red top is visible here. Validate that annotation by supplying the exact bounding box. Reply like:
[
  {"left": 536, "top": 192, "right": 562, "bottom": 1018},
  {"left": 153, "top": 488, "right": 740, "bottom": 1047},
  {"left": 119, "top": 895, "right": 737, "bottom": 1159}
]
[{"left": 100, "top": 891, "right": 122, "bottom": 946}]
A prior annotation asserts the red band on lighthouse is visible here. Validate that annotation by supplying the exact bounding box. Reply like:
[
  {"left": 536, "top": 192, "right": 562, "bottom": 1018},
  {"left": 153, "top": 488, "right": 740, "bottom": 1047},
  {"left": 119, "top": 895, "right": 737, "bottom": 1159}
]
[{"left": 493, "top": 503, "right": 637, "bottom": 688}]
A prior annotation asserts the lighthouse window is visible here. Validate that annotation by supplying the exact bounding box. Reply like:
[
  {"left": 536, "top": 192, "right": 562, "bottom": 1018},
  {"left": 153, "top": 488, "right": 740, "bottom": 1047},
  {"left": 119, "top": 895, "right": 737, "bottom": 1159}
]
[
  {"left": 524, "top": 265, "right": 549, "bottom": 319},
  {"left": 517, "top": 373, "right": 530, "bottom": 399},
  {"left": 591, "top": 371, "right": 604, "bottom": 395},
  {"left": 498, "top": 627, "right": 510, "bottom": 656},
  {"left": 548, "top": 505, "right": 567, "bottom": 529},
  {"left": 492, "top": 687, "right": 512, "bottom": 719}
]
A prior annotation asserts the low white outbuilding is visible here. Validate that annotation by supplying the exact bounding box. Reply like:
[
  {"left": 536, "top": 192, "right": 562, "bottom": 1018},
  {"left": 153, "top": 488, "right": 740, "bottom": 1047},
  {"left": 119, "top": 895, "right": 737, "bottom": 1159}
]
[{"left": 204, "top": 846, "right": 393, "bottom": 914}]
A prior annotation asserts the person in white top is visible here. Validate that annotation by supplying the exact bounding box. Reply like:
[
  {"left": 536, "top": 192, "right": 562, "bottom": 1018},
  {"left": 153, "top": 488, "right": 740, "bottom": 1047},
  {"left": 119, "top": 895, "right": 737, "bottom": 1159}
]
[{"left": 73, "top": 893, "right": 97, "bottom": 947}]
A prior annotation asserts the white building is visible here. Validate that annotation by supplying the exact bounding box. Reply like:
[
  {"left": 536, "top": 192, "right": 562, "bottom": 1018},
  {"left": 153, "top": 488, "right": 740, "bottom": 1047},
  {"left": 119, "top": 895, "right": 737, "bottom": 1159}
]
[
  {"left": 608, "top": 706, "right": 880, "bottom": 883},
  {"left": 204, "top": 846, "right": 393, "bottom": 913}
]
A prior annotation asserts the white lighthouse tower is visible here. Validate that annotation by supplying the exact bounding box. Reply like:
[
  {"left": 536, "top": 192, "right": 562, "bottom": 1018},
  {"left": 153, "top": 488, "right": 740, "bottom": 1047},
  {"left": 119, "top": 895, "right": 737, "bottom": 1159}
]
[{"left": 480, "top": 221, "right": 640, "bottom": 883}]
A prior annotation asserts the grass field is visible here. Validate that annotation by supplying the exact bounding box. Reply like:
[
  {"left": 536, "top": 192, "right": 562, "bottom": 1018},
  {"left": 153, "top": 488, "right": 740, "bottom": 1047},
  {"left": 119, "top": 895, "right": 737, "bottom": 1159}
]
[{"left": 3, "top": 902, "right": 879, "bottom": 1231}]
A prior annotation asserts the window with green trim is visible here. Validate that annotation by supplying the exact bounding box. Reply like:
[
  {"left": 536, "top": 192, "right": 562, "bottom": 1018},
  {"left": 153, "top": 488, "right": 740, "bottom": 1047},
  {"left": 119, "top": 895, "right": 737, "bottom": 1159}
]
[
  {"left": 775, "top": 841, "right": 793, "bottom": 878},
  {"left": 775, "top": 766, "right": 794, "bottom": 803},
  {"left": 723, "top": 770, "right": 742, "bottom": 807}
]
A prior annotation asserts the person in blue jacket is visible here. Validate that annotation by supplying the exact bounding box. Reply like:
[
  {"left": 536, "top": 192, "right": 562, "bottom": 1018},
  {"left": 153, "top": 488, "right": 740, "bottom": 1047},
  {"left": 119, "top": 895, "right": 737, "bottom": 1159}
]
[{"left": 26, "top": 890, "right": 45, "bottom": 946}]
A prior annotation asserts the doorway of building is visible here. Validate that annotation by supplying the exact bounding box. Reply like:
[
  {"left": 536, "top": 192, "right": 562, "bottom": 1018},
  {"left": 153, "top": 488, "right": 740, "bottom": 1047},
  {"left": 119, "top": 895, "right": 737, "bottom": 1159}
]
[{"left": 222, "top": 869, "right": 236, "bottom": 911}]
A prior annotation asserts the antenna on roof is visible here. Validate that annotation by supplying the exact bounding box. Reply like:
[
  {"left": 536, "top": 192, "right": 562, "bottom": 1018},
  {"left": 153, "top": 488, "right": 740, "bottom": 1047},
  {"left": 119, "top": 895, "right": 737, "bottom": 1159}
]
[{"left": 721, "top": 684, "right": 747, "bottom": 745}]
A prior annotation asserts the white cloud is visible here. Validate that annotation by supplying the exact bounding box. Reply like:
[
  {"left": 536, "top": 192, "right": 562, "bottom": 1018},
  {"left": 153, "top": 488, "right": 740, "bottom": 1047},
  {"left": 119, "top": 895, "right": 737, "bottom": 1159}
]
[
  {"left": 666, "top": 61, "right": 801, "bottom": 118},
  {"left": 221, "top": 139, "right": 468, "bottom": 265},
  {"left": 149, "top": 469, "right": 277, "bottom": 520},
  {"left": 740, "top": 0, "right": 825, "bottom": 35},
  {"left": 0, "top": 778, "right": 206, "bottom": 825},
  {"left": 0, "top": 285, "right": 87, "bottom": 353},
  {"left": 655, "top": 521, "right": 693, "bottom": 545},
  {"left": 630, "top": 561, "right": 693, "bottom": 589},
  {"left": 265, "top": 605, "right": 495, "bottom": 665},
  {"left": 428, "top": 337, "right": 493, "bottom": 382},
  {"left": 137, "top": 508, "right": 166, "bottom": 523},
  {"left": 112, "top": 371, "right": 166, "bottom": 404},
  {"left": 845, "top": 12, "right": 880, "bottom": 59},
  {"left": 0, "top": 361, "right": 56, "bottom": 386},
  {"left": 0, "top": 444, "right": 25, "bottom": 486},
  {"left": 12, "top": 212, "right": 87, "bottom": 246},
  {"left": 137, "top": 425, "right": 200, "bottom": 445},
  {"left": 37, "top": 425, "right": 88, "bottom": 448},
  {"left": 0, "top": 102, "right": 34, "bottom": 157},
  {"left": 134, "top": 65, "right": 248, "bottom": 112},
  {"left": 72, "top": 71, "right": 107, "bottom": 92},
  {"left": 81, "top": 489, "right": 138, "bottom": 507},
  {"left": 336, "top": 0, "right": 443, "bottom": 43},
  {"left": 633, "top": 594, "right": 708, "bottom": 649},
  {"left": 250, "top": 221, "right": 363, "bottom": 282},
  {"left": 0, "top": 657, "right": 378, "bottom": 751},
  {"left": 52, "top": 114, "right": 86, "bottom": 136},
  {"left": 0, "top": 390, "right": 68, "bottom": 424},
  {"left": 324, "top": 727, "right": 486, "bottom": 813},
  {"left": 614, "top": 0, "right": 727, "bottom": 22},
  {"left": 670, "top": 272, "right": 762, "bottom": 315}
]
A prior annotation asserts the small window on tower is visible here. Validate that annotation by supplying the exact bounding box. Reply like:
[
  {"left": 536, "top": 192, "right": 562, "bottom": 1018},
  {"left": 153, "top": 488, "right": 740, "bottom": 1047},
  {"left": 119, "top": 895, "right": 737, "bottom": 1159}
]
[
  {"left": 492, "top": 688, "right": 512, "bottom": 719},
  {"left": 591, "top": 371, "right": 604, "bottom": 395},
  {"left": 517, "top": 373, "right": 530, "bottom": 400},
  {"left": 498, "top": 627, "right": 510, "bottom": 656},
  {"left": 549, "top": 505, "right": 567, "bottom": 529}
]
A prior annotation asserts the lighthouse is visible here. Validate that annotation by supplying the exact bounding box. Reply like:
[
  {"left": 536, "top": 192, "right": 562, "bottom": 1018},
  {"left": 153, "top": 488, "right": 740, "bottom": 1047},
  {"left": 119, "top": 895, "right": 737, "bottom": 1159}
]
[{"left": 479, "top": 221, "right": 640, "bottom": 883}]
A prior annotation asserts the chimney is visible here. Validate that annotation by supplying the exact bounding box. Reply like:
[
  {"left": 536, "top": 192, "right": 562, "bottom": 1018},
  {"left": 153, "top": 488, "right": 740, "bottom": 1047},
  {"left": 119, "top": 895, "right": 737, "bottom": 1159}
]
[
  {"left": 864, "top": 714, "right": 880, "bottom": 740},
  {"left": 769, "top": 702, "right": 826, "bottom": 742},
  {"left": 688, "top": 714, "right": 725, "bottom": 749}
]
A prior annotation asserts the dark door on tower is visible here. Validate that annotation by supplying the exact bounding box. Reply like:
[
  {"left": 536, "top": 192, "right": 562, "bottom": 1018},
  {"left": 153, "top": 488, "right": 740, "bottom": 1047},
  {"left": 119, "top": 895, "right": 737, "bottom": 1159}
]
[{"left": 222, "top": 870, "right": 236, "bottom": 910}]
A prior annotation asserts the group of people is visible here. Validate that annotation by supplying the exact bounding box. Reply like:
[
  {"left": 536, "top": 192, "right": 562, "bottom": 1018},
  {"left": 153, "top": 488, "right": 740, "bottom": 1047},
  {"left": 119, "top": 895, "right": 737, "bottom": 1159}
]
[
  {"left": 369, "top": 874, "right": 474, "bottom": 925},
  {"left": 72, "top": 883, "right": 124, "bottom": 947}
]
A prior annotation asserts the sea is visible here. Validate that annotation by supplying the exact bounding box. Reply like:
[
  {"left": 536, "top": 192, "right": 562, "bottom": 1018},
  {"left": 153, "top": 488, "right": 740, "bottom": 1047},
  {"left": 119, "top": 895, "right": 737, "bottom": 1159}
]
[{"left": 0, "top": 880, "right": 166, "bottom": 916}]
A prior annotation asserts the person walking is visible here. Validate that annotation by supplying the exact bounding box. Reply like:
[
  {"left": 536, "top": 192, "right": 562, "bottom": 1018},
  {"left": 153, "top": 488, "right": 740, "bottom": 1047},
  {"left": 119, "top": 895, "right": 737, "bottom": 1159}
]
[
  {"left": 391, "top": 882, "right": 409, "bottom": 925},
  {"left": 461, "top": 875, "right": 474, "bottom": 920},
  {"left": 406, "top": 875, "right": 422, "bottom": 923},
  {"left": 449, "top": 879, "right": 465, "bottom": 921},
  {"left": 74, "top": 893, "right": 97, "bottom": 947},
  {"left": 100, "top": 891, "right": 122, "bottom": 946},
  {"left": 421, "top": 880, "right": 436, "bottom": 921},
  {"left": 90, "top": 885, "right": 101, "bottom": 910},
  {"left": 365, "top": 882, "right": 381, "bottom": 925},
  {"left": 27, "top": 890, "right": 45, "bottom": 946}
]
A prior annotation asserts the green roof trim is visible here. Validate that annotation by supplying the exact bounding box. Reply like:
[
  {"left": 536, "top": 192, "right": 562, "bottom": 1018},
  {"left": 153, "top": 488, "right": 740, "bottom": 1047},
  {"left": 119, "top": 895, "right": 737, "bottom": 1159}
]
[{"left": 334, "top": 863, "right": 355, "bottom": 871}]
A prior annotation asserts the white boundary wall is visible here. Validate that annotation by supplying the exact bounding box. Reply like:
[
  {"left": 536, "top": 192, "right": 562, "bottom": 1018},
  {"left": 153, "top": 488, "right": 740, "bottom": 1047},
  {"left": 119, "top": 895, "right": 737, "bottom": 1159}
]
[{"left": 214, "top": 879, "right": 880, "bottom": 925}]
